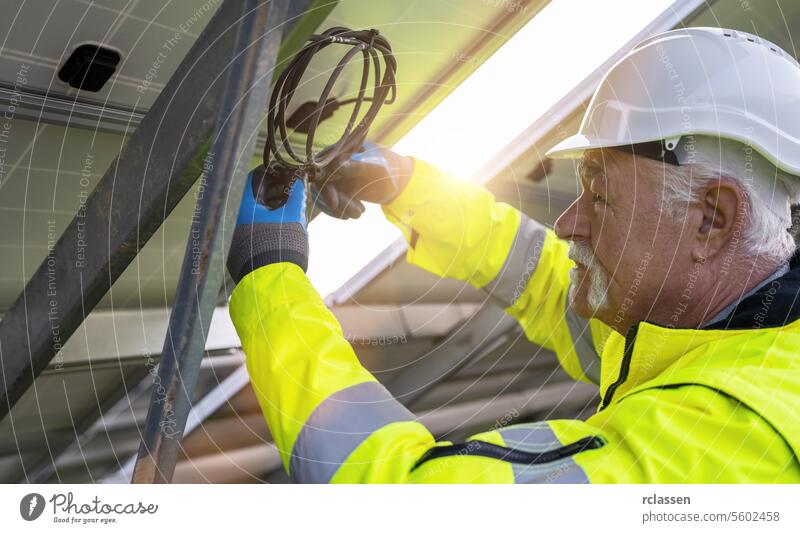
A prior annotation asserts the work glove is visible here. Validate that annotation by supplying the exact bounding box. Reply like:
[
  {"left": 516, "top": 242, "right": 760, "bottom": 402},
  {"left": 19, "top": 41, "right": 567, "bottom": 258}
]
[
  {"left": 312, "top": 141, "right": 414, "bottom": 219},
  {"left": 227, "top": 167, "right": 308, "bottom": 284}
]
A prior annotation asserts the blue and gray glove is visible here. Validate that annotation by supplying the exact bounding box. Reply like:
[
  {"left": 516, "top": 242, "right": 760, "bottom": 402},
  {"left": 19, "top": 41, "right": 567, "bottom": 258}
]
[
  {"left": 227, "top": 168, "right": 308, "bottom": 283},
  {"left": 312, "top": 141, "right": 414, "bottom": 219}
]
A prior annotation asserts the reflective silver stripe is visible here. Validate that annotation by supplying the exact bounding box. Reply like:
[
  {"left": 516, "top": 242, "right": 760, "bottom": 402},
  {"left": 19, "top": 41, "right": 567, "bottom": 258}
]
[
  {"left": 289, "top": 381, "right": 414, "bottom": 483},
  {"left": 499, "top": 422, "right": 562, "bottom": 448},
  {"left": 482, "top": 213, "right": 547, "bottom": 308},
  {"left": 565, "top": 305, "right": 601, "bottom": 385},
  {"left": 498, "top": 423, "right": 591, "bottom": 484},
  {"left": 512, "top": 459, "right": 589, "bottom": 483}
]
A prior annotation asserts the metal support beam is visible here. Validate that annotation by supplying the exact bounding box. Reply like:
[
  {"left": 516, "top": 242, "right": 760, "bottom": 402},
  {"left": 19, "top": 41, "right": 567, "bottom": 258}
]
[
  {"left": 131, "top": 0, "right": 289, "bottom": 484},
  {"left": 25, "top": 371, "right": 156, "bottom": 483},
  {"left": 385, "top": 303, "right": 520, "bottom": 408},
  {"left": 0, "top": 1, "right": 250, "bottom": 417},
  {"left": 0, "top": 84, "right": 146, "bottom": 135},
  {"left": 103, "top": 362, "right": 250, "bottom": 484},
  {"left": 21, "top": 349, "right": 245, "bottom": 482}
]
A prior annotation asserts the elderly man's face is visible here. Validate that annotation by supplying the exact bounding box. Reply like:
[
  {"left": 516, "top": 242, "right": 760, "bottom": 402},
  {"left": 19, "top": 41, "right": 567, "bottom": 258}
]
[{"left": 554, "top": 149, "right": 695, "bottom": 333}]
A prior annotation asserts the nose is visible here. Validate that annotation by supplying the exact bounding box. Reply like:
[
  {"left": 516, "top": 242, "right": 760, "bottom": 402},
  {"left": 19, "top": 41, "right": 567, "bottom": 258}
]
[{"left": 554, "top": 196, "right": 591, "bottom": 243}]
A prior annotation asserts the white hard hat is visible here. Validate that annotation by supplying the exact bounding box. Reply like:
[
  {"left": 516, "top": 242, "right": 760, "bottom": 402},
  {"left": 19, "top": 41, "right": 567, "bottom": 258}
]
[{"left": 546, "top": 27, "right": 800, "bottom": 177}]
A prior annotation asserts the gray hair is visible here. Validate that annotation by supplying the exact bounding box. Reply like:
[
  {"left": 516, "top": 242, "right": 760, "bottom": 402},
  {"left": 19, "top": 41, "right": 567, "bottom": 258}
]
[{"left": 660, "top": 136, "right": 799, "bottom": 265}]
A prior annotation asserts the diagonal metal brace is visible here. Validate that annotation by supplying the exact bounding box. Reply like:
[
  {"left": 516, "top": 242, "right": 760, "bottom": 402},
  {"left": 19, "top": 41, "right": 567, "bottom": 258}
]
[{"left": 131, "top": 0, "right": 290, "bottom": 483}]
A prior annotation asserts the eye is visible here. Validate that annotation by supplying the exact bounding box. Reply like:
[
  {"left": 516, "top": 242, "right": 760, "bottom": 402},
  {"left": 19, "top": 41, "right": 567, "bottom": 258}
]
[{"left": 591, "top": 192, "right": 605, "bottom": 204}]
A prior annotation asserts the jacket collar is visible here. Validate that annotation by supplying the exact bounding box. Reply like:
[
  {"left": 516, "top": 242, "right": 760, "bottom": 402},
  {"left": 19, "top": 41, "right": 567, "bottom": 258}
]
[
  {"left": 703, "top": 250, "right": 800, "bottom": 330},
  {"left": 599, "top": 252, "right": 800, "bottom": 409}
]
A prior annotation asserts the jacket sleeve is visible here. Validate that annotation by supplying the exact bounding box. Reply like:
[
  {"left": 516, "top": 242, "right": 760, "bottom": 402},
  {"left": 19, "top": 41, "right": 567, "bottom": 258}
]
[
  {"left": 229, "top": 263, "right": 434, "bottom": 483},
  {"left": 382, "top": 158, "right": 616, "bottom": 385},
  {"left": 230, "top": 266, "right": 796, "bottom": 483}
]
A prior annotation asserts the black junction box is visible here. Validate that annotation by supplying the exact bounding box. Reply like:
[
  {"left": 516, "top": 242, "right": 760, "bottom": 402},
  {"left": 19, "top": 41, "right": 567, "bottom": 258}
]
[{"left": 58, "top": 44, "right": 121, "bottom": 92}]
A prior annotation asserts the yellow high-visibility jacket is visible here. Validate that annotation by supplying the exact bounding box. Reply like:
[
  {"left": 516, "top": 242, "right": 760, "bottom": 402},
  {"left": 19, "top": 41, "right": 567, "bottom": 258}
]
[{"left": 229, "top": 159, "right": 800, "bottom": 483}]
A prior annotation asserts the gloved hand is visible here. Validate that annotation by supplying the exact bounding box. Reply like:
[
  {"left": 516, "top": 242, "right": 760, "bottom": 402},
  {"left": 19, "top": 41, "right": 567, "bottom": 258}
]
[
  {"left": 227, "top": 167, "right": 308, "bottom": 284},
  {"left": 312, "top": 141, "right": 414, "bottom": 219}
]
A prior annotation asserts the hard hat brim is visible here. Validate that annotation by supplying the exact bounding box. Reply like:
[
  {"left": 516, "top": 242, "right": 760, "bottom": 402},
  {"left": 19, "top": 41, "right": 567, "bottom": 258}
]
[{"left": 545, "top": 133, "right": 637, "bottom": 160}]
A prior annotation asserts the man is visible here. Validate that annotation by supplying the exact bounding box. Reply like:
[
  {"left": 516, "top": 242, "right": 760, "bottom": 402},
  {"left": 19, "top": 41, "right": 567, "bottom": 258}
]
[{"left": 226, "top": 27, "right": 800, "bottom": 483}]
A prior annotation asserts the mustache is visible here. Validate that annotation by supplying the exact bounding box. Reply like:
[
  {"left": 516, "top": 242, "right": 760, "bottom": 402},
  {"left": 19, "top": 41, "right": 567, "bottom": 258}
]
[
  {"left": 567, "top": 240, "right": 611, "bottom": 313},
  {"left": 568, "top": 241, "right": 599, "bottom": 268}
]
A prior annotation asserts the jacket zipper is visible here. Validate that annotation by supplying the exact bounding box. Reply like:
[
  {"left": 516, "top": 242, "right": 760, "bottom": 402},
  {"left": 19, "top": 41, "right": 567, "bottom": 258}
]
[
  {"left": 599, "top": 323, "right": 639, "bottom": 411},
  {"left": 411, "top": 435, "right": 605, "bottom": 471}
]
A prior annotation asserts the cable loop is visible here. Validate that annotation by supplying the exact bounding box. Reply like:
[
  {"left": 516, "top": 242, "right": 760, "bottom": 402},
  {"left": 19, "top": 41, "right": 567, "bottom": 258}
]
[{"left": 262, "top": 26, "right": 397, "bottom": 204}]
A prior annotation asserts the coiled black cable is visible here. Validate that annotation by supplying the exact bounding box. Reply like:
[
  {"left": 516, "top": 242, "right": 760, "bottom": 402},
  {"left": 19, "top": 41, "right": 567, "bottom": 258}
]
[{"left": 256, "top": 27, "right": 397, "bottom": 208}]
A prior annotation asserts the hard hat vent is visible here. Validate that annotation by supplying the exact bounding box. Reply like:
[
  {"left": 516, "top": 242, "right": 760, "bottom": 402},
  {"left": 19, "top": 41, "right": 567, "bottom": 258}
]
[{"left": 721, "top": 29, "right": 795, "bottom": 64}]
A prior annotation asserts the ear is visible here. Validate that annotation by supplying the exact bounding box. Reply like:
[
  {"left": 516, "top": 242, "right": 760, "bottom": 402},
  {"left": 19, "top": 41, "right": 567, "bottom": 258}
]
[{"left": 692, "top": 177, "right": 746, "bottom": 262}]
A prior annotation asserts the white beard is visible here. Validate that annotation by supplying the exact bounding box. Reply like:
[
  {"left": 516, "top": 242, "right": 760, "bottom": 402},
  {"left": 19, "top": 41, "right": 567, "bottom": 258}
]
[{"left": 568, "top": 241, "right": 610, "bottom": 313}]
